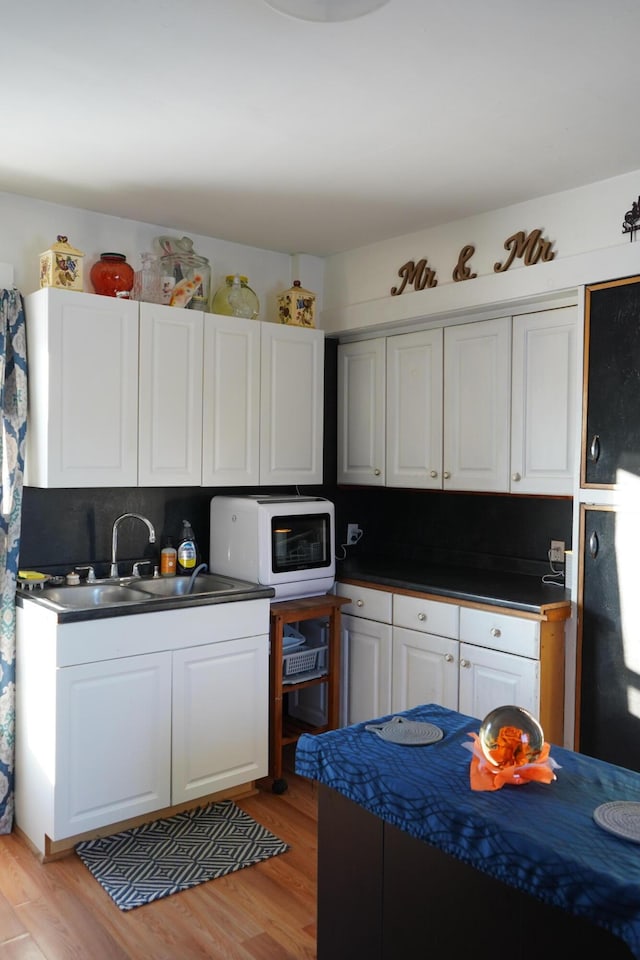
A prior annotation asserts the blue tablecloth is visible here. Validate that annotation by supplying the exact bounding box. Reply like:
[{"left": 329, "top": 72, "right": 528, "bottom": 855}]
[{"left": 295, "top": 703, "right": 640, "bottom": 959}]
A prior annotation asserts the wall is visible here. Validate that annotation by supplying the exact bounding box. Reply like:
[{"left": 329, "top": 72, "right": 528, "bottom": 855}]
[
  {"left": 321, "top": 169, "right": 640, "bottom": 337},
  {"left": 0, "top": 191, "right": 325, "bottom": 323}
]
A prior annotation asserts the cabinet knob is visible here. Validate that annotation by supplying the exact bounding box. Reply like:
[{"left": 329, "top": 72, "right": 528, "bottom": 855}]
[
  {"left": 374, "top": 468, "right": 381, "bottom": 476},
  {"left": 443, "top": 471, "right": 451, "bottom": 479},
  {"left": 430, "top": 470, "right": 438, "bottom": 478},
  {"left": 460, "top": 658, "right": 470, "bottom": 668},
  {"left": 445, "top": 653, "right": 454, "bottom": 663},
  {"left": 512, "top": 472, "right": 521, "bottom": 482},
  {"left": 589, "top": 435, "right": 600, "bottom": 462},
  {"left": 356, "top": 599, "right": 364, "bottom": 607},
  {"left": 589, "top": 531, "right": 599, "bottom": 560},
  {"left": 417, "top": 612, "right": 426, "bottom": 621},
  {"left": 490, "top": 627, "right": 501, "bottom": 638}
]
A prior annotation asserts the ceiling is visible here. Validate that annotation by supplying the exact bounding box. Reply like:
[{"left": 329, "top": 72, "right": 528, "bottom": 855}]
[{"left": 4, "top": 0, "right": 640, "bottom": 257}]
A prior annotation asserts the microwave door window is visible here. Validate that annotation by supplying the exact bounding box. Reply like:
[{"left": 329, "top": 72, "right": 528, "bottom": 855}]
[{"left": 271, "top": 514, "right": 330, "bottom": 573}]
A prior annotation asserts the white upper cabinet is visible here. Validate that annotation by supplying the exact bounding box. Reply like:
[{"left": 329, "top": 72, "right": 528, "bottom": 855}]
[
  {"left": 338, "top": 305, "right": 577, "bottom": 495},
  {"left": 25, "top": 289, "right": 324, "bottom": 488},
  {"left": 386, "top": 328, "right": 443, "bottom": 489},
  {"left": 202, "top": 314, "right": 261, "bottom": 487},
  {"left": 260, "top": 323, "right": 324, "bottom": 486},
  {"left": 337, "top": 338, "right": 386, "bottom": 485},
  {"left": 25, "top": 288, "right": 139, "bottom": 487},
  {"left": 443, "top": 316, "right": 512, "bottom": 492},
  {"left": 138, "top": 303, "right": 203, "bottom": 486},
  {"left": 510, "top": 306, "right": 577, "bottom": 495}
]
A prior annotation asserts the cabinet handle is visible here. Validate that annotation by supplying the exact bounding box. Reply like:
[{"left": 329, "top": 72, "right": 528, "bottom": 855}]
[
  {"left": 589, "top": 531, "right": 599, "bottom": 559},
  {"left": 490, "top": 627, "right": 501, "bottom": 638},
  {"left": 374, "top": 468, "right": 381, "bottom": 476},
  {"left": 445, "top": 653, "right": 454, "bottom": 663},
  {"left": 356, "top": 599, "right": 364, "bottom": 607},
  {"left": 589, "top": 435, "right": 600, "bottom": 462},
  {"left": 512, "top": 472, "right": 521, "bottom": 482},
  {"left": 430, "top": 470, "right": 438, "bottom": 478},
  {"left": 460, "top": 658, "right": 470, "bottom": 669},
  {"left": 443, "top": 471, "right": 451, "bottom": 479},
  {"left": 417, "top": 612, "right": 426, "bottom": 621}
]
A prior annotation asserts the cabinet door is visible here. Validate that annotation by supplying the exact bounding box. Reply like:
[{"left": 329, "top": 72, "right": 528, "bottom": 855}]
[
  {"left": 582, "top": 275, "right": 640, "bottom": 487},
  {"left": 386, "top": 329, "right": 443, "bottom": 489},
  {"left": 202, "top": 314, "right": 260, "bottom": 486},
  {"left": 55, "top": 652, "right": 172, "bottom": 837},
  {"left": 511, "top": 306, "right": 577, "bottom": 495},
  {"left": 172, "top": 634, "right": 269, "bottom": 802},
  {"left": 342, "top": 613, "right": 392, "bottom": 725},
  {"left": 578, "top": 504, "right": 640, "bottom": 771},
  {"left": 392, "top": 626, "right": 458, "bottom": 713},
  {"left": 138, "top": 303, "right": 203, "bottom": 486},
  {"left": 260, "top": 323, "right": 324, "bottom": 485},
  {"left": 443, "top": 317, "right": 511, "bottom": 492},
  {"left": 458, "top": 643, "right": 539, "bottom": 721},
  {"left": 24, "top": 288, "right": 139, "bottom": 487},
  {"left": 337, "top": 338, "right": 386, "bottom": 485}
]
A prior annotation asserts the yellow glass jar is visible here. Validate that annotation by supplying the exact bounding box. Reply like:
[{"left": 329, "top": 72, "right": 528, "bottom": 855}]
[{"left": 211, "top": 274, "right": 259, "bottom": 319}]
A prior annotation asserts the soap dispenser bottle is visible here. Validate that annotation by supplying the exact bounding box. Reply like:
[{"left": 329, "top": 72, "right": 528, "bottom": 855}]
[
  {"left": 177, "top": 520, "right": 198, "bottom": 575},
  {"left": 160, "top": 537, "right": 177, "bottom": 577}
]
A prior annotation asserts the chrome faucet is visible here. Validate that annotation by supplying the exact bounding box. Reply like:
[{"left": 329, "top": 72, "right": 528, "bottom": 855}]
[{"left": 110, "top": 513, "right": 156, "bottom": 578}]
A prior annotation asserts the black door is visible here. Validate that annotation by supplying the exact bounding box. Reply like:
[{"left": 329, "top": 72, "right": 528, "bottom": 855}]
[
  {"left": 583, "top": 275, "right": 640, "bottom": 487},
  {"left": 579, "top": 505, "right": 640, "bottom": 772}
]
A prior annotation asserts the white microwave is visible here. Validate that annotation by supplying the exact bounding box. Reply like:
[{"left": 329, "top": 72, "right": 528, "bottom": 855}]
[{"left": 210, "top": 495, "right": 335, "bottom": 600}]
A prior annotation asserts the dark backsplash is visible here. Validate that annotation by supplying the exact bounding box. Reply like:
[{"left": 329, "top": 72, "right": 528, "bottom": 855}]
[{"left": 19, "top": 484, "right": 572, "bottom": 581}]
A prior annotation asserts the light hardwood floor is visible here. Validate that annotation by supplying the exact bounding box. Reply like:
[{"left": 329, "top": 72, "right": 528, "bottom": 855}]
[{"left": 0, "top": 763, "right": 318, "bottom": 960}]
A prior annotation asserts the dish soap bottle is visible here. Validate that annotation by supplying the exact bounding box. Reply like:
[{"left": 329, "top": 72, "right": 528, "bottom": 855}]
[
  {"left": 160, "top": 537, "right": 177, "bottom": 577},
  {"left": 177, "top": 521, "right": 198, "bottom": 575}
]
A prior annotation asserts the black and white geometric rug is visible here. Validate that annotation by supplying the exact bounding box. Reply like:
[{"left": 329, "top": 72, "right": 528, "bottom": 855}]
[{"left": 75, "top": 799, "right": 289, "bottom": 911}]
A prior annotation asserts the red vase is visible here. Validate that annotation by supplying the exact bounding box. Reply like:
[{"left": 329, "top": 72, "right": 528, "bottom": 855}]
[{"left": 90, "top": 253, "right": 134, "bottom": 298}]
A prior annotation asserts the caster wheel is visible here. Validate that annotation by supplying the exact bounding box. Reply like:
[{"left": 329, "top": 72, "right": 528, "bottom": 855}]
[{"left": 272, "top": 778, "right": 288, "bottom": 794}]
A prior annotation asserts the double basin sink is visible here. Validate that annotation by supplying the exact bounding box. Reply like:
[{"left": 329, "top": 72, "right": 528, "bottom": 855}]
[{"left": 38, "top": 574, "right": 260, "bottom": 611}]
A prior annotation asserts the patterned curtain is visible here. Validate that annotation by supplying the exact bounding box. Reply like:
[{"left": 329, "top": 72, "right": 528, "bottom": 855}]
[{"left": 0, "top": 289, "right": 27, "bottom": 834}]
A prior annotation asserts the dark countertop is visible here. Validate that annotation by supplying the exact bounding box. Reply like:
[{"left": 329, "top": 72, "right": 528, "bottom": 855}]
[{"left": 337, "top": 557, "right": 571, "bottom": 615}]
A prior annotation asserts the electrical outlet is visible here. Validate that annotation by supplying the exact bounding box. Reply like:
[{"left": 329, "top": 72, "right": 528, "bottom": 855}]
[
  {"left": 550, "top": 540, "right": 565, "bottom": 564},
  {"left": 347, "top": 523, "right": 362, "bottom": 545}
]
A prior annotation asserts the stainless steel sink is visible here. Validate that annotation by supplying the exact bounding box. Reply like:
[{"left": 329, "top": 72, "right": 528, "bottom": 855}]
[
  {"left": 43, "top": 584, "right": 145, "bottom": 608},
  {"left": 129, "top": 574, "right": 254, "bottom": 598},
  {"left": 34, "top": 573, "right": 261, "bottom": 612}
]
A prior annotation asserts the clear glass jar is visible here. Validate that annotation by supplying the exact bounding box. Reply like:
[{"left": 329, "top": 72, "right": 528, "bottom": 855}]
[
  {"left": 132, "top": 253, "right": 163, "bottom": 304},
  {"left": 211, "top": 274, "right": 260, "bottom": 319},
  {"left": 156, "top": 236, "right": 211, "bottom": 311}
]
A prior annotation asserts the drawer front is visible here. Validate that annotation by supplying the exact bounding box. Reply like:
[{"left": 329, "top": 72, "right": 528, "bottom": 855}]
[
  {"left": 459, "top": 607, "right": 539, "bottom": 659},
  {"left": 393, "top": 594, "right": 459, "bottom": 639},
  {"left": 336, "top": 582, "right": 392, "bottom": 623}
]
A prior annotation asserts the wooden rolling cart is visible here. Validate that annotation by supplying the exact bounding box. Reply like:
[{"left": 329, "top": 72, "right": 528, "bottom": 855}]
[{"left": 266, "top": 593, "right": 350, "bottom": 793}]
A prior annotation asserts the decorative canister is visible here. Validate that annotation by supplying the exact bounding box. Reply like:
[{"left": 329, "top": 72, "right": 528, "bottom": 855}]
[
  {"left": 131, "top": 252, "right": 163, "bottom": 304},
  {"left": 278, "top": 280, "right": 316, "bottom": 327},
  {"left": 90, "top": 253, "right": 135, "bottom": 298},
  {"left": 211, "top": 274, "right": 260, "bottom": 319},
  {"left": 156, "top": 235, "right": 211, "bottom": 311},
  {"left": 39, "top": 235, "right": 84, "bottom": 291}
]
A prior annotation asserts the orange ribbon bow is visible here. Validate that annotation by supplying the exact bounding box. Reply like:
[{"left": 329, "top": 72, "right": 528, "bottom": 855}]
[{"left": 466, "top": 731, "right": 557, "bottom": 791}]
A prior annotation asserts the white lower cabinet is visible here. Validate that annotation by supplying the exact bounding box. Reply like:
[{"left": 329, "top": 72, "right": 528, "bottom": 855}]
[
  {"left": 16, "top": 598, "right": 270, "bottom": 857},
  {"left": 337, "top": 583, "right": 542, "bottom": 727},
  {"left": 56, "top": 651, "right": 172, "bottom": 840},
  {"left": 172, "top": 635, "right": 268, "bottom": 803}
]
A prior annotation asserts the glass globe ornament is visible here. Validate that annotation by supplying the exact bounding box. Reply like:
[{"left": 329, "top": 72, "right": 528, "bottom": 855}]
[{"left": 478, "top": 705, "right": 544, "bottom": 769}]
